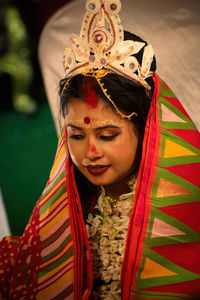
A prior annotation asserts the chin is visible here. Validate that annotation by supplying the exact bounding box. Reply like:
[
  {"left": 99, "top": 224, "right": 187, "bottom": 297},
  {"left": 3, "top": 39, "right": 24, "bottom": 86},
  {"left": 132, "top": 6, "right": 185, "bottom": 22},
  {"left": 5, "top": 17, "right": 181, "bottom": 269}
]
[
  {"left": 78, "top": 167, "right": 119, "bottom": 187},
  {"left": 83, "top": 173, "right": 113, "bottom": 187},
  {"left": 87, "top": 177, "right": 111, "bottom": 187}
]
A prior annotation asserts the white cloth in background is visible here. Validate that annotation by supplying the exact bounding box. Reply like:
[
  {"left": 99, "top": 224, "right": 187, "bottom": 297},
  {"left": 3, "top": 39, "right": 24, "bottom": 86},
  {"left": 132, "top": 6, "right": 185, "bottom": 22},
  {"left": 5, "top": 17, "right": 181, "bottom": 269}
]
[
  {"left": 0, "top": 188, "right": 11, "bottom": 238},
  {"left": 38, "top": 0, "right": 200, "bottom": 134}
]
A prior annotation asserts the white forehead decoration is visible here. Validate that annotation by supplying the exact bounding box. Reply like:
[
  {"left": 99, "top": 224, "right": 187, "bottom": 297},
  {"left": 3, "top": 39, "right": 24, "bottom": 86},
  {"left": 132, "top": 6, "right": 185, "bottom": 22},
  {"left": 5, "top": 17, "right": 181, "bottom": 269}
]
[{"left": 63, "top": 0, "right": 155, "bottom": 90}]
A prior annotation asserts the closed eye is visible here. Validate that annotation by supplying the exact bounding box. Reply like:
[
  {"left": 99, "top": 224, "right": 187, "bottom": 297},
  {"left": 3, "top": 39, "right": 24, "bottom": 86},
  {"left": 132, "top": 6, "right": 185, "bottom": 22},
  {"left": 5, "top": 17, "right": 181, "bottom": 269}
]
[
  {"left": 69, "top": 134, "right": 84, "bottom": 140},
  {"left": 99, "top": 133, "right": 120, "bottom": 141}
]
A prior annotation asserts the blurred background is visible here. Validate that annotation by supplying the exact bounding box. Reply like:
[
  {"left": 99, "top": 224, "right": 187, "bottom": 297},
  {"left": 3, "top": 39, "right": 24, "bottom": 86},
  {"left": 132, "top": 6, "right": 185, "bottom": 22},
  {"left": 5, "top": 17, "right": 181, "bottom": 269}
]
[{"left": 0, "top": 0, "right": 71, "bottom": 236}]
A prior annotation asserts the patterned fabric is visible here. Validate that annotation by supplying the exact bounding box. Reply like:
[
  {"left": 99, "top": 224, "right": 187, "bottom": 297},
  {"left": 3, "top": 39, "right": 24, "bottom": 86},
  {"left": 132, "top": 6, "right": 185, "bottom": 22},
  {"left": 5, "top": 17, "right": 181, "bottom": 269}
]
[
  {"left": 130, "top": 78, "right": 200, "bottom": 299},
  {"left": 0, "top": 75, "right": 199, "bottom": 299},
  {"left": 0, "top": 136, "right": 77, "bottom": 300}
]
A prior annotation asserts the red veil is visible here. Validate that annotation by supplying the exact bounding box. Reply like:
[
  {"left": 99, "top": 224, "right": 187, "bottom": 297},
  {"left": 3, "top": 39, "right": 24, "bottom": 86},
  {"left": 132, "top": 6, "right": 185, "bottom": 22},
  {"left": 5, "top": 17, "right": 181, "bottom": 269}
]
[{"left": 0, "top": 75, "right": 200, "bottom": 299}]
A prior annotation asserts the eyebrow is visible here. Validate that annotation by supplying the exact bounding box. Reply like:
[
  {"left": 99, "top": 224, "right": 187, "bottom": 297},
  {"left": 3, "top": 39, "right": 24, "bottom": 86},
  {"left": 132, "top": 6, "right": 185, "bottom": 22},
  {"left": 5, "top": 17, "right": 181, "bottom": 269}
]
[
  {"left": 67, "top": 124, "right": 83, "bottom": 130},
  {"left": 67, "top": 123, "right": 121, "bottom": 130}
]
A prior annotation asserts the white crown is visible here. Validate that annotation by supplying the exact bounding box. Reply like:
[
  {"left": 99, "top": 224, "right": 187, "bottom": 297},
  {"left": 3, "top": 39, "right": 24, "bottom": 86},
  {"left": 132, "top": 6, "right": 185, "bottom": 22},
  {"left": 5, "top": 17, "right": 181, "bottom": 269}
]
[{"left": 63, "top": 0, "right": 154, "bottom": 90}]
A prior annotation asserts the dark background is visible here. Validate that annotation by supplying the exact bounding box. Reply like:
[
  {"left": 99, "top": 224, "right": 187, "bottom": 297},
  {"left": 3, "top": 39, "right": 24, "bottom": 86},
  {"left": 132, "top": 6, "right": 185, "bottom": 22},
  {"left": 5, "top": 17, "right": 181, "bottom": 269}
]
[{"left": 0, "top": 0, "right": 71, "bottom": 235}]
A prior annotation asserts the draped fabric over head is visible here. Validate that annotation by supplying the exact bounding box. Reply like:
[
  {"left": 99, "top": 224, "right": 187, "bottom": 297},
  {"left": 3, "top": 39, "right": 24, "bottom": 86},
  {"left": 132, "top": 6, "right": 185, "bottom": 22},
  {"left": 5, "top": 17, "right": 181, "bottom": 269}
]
[{"left": 0, "top": 75, "right": 200, "bottom": 300}]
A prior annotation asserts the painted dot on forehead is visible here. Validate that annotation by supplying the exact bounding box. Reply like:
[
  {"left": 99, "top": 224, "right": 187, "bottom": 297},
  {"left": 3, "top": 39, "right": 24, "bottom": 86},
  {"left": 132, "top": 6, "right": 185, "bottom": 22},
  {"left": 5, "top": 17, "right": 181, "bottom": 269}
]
[{"left": 84, "top": 116, "right": 91, "bottom": 124}]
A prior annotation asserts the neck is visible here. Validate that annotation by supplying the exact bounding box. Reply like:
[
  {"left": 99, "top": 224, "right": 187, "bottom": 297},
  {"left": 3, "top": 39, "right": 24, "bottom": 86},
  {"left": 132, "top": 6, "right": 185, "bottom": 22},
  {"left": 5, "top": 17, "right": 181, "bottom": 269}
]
[{"left": 104, "top": 176, "right": 132, "bottom": 200}]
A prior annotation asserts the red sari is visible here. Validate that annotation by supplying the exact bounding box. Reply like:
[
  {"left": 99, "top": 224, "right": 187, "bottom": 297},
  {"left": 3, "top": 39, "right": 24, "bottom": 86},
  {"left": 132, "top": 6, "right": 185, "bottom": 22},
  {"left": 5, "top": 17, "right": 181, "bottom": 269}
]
[{"left": 0, "top": 75, "right": 200, "bottom": 299}]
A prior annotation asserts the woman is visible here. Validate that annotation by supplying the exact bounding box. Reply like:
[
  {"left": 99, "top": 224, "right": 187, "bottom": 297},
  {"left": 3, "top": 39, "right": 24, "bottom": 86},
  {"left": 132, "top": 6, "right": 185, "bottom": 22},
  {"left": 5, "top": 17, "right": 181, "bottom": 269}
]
[
  {"left": 59, "top": 71, "right": 153, "bottom": 299},
  {"left": 0, "top": 1, "right": 199, "bottom": 299}
]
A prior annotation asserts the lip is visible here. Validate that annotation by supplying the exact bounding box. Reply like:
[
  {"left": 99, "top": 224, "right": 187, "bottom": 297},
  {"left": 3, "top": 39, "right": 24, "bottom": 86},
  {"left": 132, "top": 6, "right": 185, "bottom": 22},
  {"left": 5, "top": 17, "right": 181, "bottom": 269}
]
[{"left": 85, "top": 165, "right": 110, "bottom": 176}]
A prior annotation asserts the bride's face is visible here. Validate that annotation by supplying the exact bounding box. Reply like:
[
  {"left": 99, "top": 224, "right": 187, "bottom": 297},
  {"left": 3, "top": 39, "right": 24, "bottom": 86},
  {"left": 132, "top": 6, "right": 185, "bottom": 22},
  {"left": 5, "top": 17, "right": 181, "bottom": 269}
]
[{"left": 65, "top": 98, "right": 139, "bottom": 187}]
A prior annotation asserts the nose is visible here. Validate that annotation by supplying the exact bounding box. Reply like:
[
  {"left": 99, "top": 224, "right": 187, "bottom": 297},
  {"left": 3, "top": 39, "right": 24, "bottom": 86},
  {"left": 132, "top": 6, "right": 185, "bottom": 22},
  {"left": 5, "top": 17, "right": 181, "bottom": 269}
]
[{"left": 85, "top": 140, "right": 103, "bottom": 161}]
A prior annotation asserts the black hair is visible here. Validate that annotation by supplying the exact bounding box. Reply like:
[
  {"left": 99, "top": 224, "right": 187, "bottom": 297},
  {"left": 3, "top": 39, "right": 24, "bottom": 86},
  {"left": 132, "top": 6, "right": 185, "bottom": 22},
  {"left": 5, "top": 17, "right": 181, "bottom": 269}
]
[{"left": 60, "top": 72, "right": 151, "bottom": 138}]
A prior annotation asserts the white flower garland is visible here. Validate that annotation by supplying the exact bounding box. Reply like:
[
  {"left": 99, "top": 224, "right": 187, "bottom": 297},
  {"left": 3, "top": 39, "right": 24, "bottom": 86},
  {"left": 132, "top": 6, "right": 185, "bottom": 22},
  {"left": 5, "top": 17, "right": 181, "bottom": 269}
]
[{"left": 86, "top": 174, "right": 137, "bottom": 299}]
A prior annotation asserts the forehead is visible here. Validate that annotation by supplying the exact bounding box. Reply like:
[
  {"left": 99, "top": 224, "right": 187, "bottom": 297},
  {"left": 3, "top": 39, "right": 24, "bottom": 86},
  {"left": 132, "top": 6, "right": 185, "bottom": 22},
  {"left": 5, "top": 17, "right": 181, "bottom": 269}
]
[
  {"left": 66, "top": 97, "right": 121, "bottom": 122},
  {"left": 65, "top": 97, "right": 138, "bottom": 135}
]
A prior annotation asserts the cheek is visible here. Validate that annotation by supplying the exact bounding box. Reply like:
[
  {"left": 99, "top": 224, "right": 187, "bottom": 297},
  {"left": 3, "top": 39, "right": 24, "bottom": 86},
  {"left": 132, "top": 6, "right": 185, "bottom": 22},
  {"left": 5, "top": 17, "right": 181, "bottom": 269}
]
[
  {"left": 67, "top": 140, "right": 81, "bottom": 164},
  {"left": 104, "top": 138, "right": 127, "bottom": 161},
  {"left": 127, "top": 137, "right": 139, "bottom": 164},
  {"left": 111, "top": 134, "right": 138, "bottom": 164}
]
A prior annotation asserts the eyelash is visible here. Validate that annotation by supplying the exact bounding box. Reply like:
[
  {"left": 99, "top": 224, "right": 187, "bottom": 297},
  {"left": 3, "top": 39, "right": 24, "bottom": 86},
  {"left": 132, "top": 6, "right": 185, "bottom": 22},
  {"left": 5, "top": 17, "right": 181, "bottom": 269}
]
[
  {"left": 69, "top": 134, "right": 84, "bottom": 140},
  {"left": 69, "top": 133, "right": 120, "bottom": 141},
  {"left": 100, "top": 133, "right": 120, "bottom": 141}
]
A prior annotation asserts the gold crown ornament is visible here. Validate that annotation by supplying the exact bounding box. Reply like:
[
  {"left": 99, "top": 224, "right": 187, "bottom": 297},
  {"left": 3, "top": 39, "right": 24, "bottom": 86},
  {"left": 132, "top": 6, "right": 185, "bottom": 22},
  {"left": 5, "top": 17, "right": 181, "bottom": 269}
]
[
  {"left": 62, "top": 0, "right": 155, "bottom": 119},
  {"left": 63, "top": 0, "right": 155, "bottom": 90}
]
